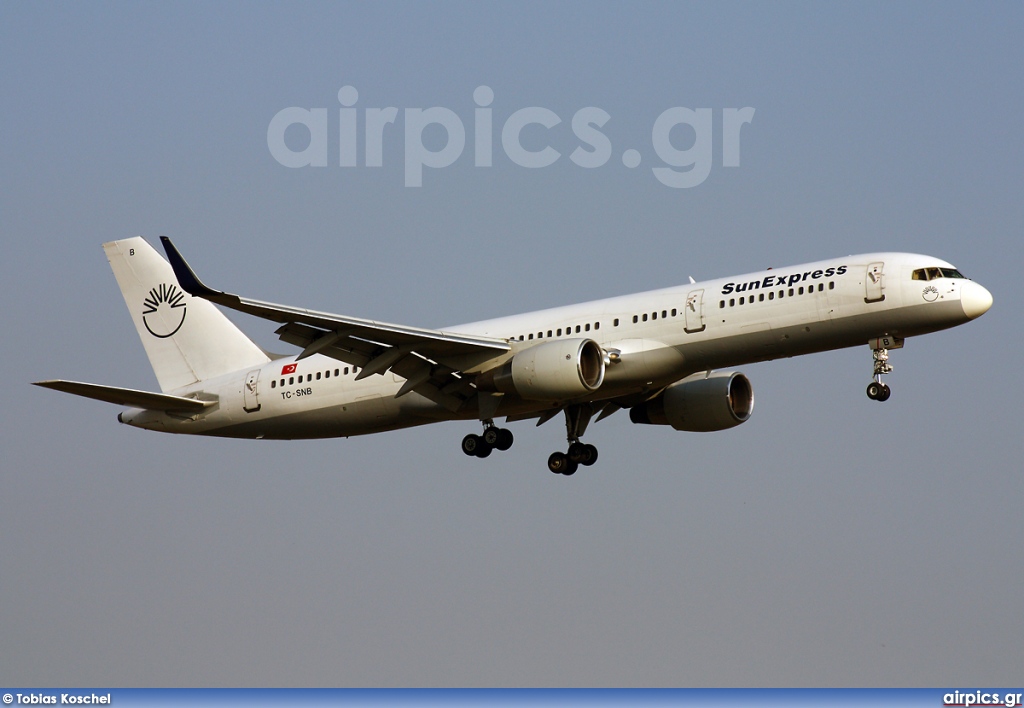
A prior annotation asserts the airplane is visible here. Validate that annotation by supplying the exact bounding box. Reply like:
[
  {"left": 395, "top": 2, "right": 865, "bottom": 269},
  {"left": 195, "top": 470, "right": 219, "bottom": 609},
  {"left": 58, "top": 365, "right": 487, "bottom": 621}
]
[{"left": 35, "top": 237, "right": 993, "bottom": 475}]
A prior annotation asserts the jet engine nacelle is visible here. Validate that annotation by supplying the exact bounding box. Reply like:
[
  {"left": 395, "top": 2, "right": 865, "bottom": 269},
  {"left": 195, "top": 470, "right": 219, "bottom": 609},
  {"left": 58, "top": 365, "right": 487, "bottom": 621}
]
[
  {"left": 629, "top": 371, "right": 753, "bottom": 432},
  {"left": 477, "top": 338, "right": 606, "bottom": 401}
]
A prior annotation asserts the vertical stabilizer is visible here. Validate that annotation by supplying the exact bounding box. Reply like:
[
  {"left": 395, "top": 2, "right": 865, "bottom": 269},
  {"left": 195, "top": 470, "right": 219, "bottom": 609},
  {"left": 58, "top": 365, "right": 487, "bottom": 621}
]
[{"left": 104, "top": 237, "right": 270, "bottom": 392}]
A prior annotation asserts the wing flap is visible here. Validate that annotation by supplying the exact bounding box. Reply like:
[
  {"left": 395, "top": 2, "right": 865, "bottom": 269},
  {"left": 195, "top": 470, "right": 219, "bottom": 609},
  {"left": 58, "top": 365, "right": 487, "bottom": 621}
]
[{"left": 34, "top": 380, "right": 215, "bottom": 412}]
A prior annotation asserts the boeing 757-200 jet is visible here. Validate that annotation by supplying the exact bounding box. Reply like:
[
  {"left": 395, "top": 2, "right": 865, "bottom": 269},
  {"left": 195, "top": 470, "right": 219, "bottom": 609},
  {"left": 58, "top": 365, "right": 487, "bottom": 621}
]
[{"left": 35, "top": 237, "right": 992, "bottom": 475}]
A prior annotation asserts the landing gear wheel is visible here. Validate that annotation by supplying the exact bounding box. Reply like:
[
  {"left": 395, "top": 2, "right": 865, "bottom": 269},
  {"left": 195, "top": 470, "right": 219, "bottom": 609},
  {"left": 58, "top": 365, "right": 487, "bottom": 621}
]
[
  {"left": 563, "top": 459, "right": 579, "bottom": 476},
  {"left": 483, "top": 426, "right": 514, "bottom": 451},
  {"left": 866, "top": 382, "right": 891, "bottom": 401},
  {"left": 495, "top": 428, "right": 514, "bottom": 451},
  {"left": 568, "top": 442, "right": 598, "bottom": 466},
  {"left": 567, "top": 441, "right": 587, "bottom": 463},
  {"left": 462, "top": 434, "right": 491, "bottom": 457},
  {"left": 462, "top": 434, "right": 480, "bottom": 456},
  {"left": 548, "top": 452, "right": 570, "bottom": 474},
  {"left": 581, "top": 443, "right": 598, "bottom": 466}
]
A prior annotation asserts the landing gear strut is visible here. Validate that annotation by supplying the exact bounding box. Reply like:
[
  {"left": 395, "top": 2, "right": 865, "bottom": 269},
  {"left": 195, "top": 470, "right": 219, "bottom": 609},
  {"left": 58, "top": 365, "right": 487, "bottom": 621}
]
[
  {"left": 548, "top": 405, "right": 599, "bottom": 476},
  {"left": 866, "top": 342, "right": 893, "bottom": 401},
  {"left": 461, "top": 420, "right": 514, "bottom": 458}
]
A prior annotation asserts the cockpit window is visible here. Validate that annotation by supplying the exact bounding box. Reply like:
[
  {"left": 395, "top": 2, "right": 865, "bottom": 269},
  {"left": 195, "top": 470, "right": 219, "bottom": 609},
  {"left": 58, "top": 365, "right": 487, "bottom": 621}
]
[{"left": 912, "top": 267, "right": 966, "bottom": 281}]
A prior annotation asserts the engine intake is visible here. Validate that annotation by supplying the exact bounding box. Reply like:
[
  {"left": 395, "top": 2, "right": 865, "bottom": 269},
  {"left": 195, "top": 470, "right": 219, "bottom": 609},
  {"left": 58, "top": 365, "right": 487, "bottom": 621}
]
[
  {"left": 630, "top": 371, "right": 753, "bottom": 432},
  {"left": 477, "top": 338, "right": 606, "bottom": 401}
]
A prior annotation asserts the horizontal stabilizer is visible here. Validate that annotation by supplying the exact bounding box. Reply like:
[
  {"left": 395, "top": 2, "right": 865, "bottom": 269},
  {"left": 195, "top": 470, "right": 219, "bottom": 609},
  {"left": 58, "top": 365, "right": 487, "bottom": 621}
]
[{"left": 33, "top": 380, "right": 215, "bottom": 412}]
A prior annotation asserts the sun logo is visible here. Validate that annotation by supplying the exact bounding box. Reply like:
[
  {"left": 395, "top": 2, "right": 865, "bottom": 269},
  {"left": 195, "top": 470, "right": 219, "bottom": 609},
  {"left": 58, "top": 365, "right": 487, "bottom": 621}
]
[
  {"left": 142, "top": 283, "right": 187, "bottom": 338},
  {"left": 922, "top": 285, "right": 939, "bottom": 303}
]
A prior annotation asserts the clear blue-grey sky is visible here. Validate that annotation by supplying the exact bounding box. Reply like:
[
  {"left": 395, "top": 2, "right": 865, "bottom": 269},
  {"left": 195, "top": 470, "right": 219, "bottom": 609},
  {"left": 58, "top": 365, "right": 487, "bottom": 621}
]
[{"left": 2, "top": 1, "right": 1021, "bottom": 687}]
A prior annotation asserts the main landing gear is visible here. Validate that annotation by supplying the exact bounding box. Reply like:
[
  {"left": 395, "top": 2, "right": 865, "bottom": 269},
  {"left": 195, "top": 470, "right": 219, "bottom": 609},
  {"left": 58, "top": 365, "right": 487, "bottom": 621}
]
[
  {"left": 461, "top": 405, "right": 602, "bottom": 476},
  {"left": 547, "top": 405, "right": 599, "bottom": 476},
  {"left": 547, "top": 443, "right": 598, "bottom": 476},
  {"left": 461, "top": 421, "right": 514, "bottom": 458},
  {"left": 866, "top": 341, "right": 893, "bottom": 402}
]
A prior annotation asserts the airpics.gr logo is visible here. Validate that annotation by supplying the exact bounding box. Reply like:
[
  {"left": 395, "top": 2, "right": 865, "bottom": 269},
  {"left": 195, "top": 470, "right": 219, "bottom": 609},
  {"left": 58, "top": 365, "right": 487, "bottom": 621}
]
[
  {"left": 142, "top": 283, "right": 187, "bottom": 338},
  {"left": 267, "top": 85, "right": 755, "bottom": 188}
]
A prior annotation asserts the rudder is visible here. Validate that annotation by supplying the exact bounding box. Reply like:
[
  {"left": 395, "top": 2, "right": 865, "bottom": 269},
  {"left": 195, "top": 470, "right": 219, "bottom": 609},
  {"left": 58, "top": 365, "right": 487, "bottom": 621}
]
[{"left": 104, "top": 237, "right": 270, "bottom": 392}]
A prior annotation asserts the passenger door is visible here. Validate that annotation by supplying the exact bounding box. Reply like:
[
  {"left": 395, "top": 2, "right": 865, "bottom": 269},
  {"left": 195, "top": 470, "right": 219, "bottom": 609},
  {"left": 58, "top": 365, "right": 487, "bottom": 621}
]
[
  {"left": 865, "top": 262, "right": 885, "bottom": 303},
  {"left": 243, "top": 370, "right": 261, "bottom": 412},
  {"left": 684, "top": 289, "right": 706, "bottom": 333}
]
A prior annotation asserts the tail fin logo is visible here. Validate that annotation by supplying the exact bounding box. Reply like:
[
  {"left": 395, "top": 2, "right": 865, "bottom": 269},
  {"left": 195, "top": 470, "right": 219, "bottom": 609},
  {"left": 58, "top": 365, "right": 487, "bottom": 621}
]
[{"left": 142, "top": 283, "right": 188, "bottom": 338}]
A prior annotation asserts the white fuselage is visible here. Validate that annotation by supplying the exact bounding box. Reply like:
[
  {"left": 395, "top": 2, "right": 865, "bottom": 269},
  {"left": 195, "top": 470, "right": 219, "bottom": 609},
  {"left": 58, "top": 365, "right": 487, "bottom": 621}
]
[{"left": 119, "top": 252, "right": 990, "bottom": 439}]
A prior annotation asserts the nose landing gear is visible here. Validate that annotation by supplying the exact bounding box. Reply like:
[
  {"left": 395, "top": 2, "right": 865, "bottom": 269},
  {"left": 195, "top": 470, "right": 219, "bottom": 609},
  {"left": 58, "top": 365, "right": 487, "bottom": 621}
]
[{"left": 866, "top": 337, "right": 902, "bottom": 401}]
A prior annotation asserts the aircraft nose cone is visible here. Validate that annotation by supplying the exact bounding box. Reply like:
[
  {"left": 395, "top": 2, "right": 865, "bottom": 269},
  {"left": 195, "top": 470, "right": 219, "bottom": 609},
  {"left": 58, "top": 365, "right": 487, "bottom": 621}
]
[{"left": 961, "top": 280, "right": 993, "bottom": 320}]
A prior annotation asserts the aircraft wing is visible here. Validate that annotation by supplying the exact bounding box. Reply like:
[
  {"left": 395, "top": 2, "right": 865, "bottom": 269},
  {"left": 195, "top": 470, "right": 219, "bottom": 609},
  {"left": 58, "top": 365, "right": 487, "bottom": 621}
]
[
  {"left": 33, "top": 380, "right": 215, "bottom": 412},
  {"left": 160, "top": 237, "right": 511, "bottom": 411}
]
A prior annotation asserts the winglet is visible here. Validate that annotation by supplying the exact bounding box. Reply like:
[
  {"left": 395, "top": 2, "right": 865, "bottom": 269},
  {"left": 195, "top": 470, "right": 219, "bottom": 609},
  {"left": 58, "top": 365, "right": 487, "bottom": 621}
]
[{"left": 160, "top": 236, "right": 223, "bottom": 298}]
